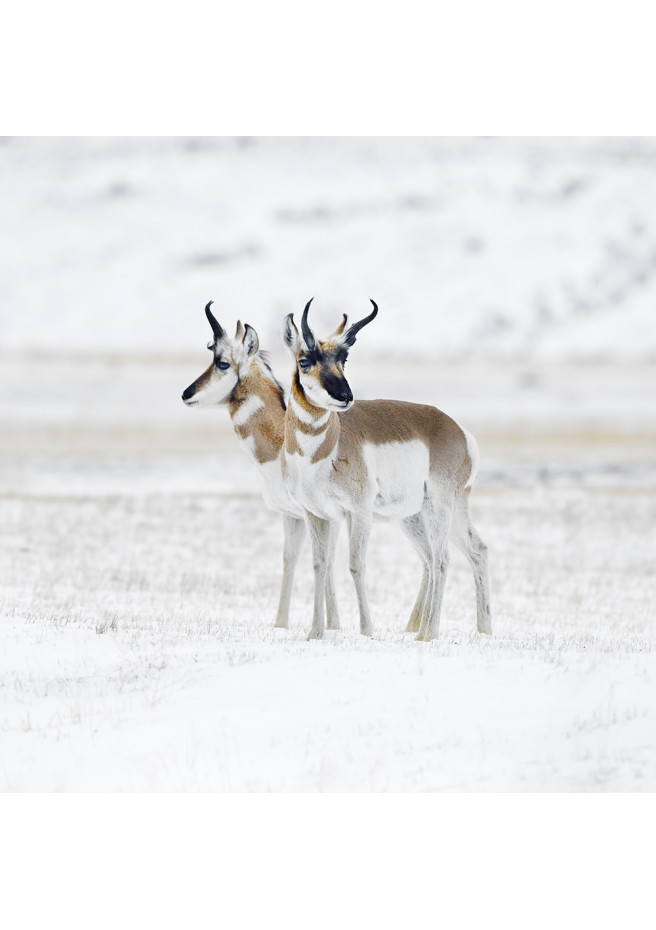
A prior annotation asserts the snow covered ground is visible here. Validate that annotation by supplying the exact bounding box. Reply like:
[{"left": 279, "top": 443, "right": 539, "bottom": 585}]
[
  {"left": 1, "top": 353, "right": 655, "bottom": 791},
  {"left": 1, "top": 138, "right": 655, "bottom": 791}
]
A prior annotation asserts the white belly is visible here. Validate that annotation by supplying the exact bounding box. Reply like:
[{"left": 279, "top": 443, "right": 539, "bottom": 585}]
[{"left": 365, "top": 440, "right": 429, "bottom": 519}]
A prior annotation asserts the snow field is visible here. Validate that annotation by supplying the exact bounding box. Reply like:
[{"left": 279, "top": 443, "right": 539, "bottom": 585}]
[
  {"left": 1, "top": 474, "right": 654, "bottom": 790},
  {"left": 1, "top": 136, "right": 655, "bottom": 792}
]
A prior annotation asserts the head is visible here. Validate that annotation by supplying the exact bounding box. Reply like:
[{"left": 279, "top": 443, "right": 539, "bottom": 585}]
[
  {"left": 282, "top": 298, "right": 378, "bottom": 412},
  {"left": 182, "top": 301, "right": 259, "bottom": 406}
]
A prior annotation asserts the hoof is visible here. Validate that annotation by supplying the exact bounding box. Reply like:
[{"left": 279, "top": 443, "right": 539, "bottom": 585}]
[
  {"left": 360, "top": 624, "right": 373, "bottom": 638},
  {"left": 414, "top": 631, "right": 426, "bottom": 642},
  {"left": 478, "top": 614, "right": 492, "bottom": 635},
  {"left": 405, "top": 618, "right": 421, "bottom": 634},
  {"left": 307, "top": 627, "right": 324, "bottom": 641}
]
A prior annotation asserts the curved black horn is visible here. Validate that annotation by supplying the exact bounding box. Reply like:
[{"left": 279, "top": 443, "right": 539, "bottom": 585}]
[
  {"left": 343, "top": 299, "right": 378, "bottom": 347},
  {"left": 205, "top": 300, "right": 224, "bottom": 339},
  {"left": 300, "top": 297, "right": 316, "bottom": 351}
]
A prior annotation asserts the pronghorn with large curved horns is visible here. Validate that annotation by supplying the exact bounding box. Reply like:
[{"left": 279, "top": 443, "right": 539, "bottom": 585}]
[
  {"left": 282, "top": 298, "right": 492, "bottom": 642},
  {"left": 182, "top": 300, "right": 341, "bottom": 631}
]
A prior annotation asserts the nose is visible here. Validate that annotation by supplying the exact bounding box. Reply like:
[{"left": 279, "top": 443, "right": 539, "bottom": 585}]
[{"left": 323, "top": 370, "right": 353, "bottom": 406}]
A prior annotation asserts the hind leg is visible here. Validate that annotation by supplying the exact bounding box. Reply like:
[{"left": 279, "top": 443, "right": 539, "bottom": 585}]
[
  {"left": 416, "top": 493, "right": 452, "bottom": 642},
  {"left": 346, "top": 512, "right": 374, "bottom": 637},
  {"left": 401, "top": 513, "right": 431, "bottom": 633},
  {"left": 450, "top": 491, "right": 492, "bottom": 634}
]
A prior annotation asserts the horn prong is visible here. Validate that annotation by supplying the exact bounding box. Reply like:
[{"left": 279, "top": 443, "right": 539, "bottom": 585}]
[
  {"left": 343, "top": 299, "right": 378, "bottom": 347},
  {"left": 331, "top": 313, "right": 348, "bottom": 337}
]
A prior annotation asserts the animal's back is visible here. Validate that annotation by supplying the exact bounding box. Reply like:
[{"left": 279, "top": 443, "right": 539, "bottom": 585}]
[{"left": 341, "top": 399, "right": 473, "bottom": 491}]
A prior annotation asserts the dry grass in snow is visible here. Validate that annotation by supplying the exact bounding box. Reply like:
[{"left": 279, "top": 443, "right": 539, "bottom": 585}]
[{"left": 1, "top": 472, "right": 654, "bottom": 791}]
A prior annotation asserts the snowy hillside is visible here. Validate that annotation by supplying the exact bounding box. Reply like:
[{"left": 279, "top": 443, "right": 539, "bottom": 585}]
[{"left": 2, "top": 136, "right": 656, "bottom": 361}]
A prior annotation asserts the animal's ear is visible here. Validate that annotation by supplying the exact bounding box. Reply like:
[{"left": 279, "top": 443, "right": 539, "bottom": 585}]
[
  {"left": 282, "top": 313, "right": 300, "bottom": 356},
  {"left": 243, "top": 323, "right": 259, "bottom": 357},
  {"left": 235, "top": 320, "right": 246, "bottom": 341}
]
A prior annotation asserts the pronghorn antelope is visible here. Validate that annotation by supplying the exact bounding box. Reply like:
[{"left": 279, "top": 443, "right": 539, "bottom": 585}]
[
  {"left": 282, "top": 298, "right": 492, "bottom": 642},
  {"left": 181, "top": 301, "right": 341, "bottom": 631}
]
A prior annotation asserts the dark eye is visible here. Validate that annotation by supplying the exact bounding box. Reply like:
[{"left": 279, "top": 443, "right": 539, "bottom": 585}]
[
  {"left": 216, "top": 360, "right": 230, "bottom": 371},
  {"left": 299, "top": 357, "right": 312, "bottom": 370}
]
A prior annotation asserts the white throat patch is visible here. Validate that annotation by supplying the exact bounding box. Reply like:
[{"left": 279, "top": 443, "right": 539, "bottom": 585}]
[
  {"left": 294, "top": 426, "right": 330, "bottom": 458},
  {"left": 232, "top": 394, "right": 265, "bottom": 427},
  {"left": 289, "top": 395, "right": 330, "bottom": 428}
]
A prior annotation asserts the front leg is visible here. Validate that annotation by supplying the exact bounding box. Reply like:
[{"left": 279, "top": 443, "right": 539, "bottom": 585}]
[
  {"left": 304, "top": 510, "right": 333, "bottom": 640},
  {"left": 274, "top": 515, "right": 305, "bottom": 629},
  {"left": 324, "top": 519, "right": 341, "bottom": 631},
  {"left": 346, "top": 512, "right": 374, "bottom": 637}
]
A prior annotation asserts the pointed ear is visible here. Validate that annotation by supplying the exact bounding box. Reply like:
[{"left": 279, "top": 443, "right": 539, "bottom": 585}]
[
  {"left": 282, "top": 313, "right": 300, "bottom": 356},
  {"left": 243, "top": 323, "right": 259, "bottom": 357},
  {"left": 235, "top": 320, "right": 245, "bottom": 341}
]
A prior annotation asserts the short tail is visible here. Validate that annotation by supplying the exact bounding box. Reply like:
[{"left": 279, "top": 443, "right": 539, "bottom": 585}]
[{"left": 462, "top": 428, "right": 480, "bottom": 490}]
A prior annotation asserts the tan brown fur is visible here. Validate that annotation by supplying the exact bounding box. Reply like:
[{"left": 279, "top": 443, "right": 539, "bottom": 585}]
[
  {"left": 285, "top": 405, "right": 341, "bottom": 464},
  {"left": 229, "top": 364, "right": 286, "bottom": 464},
  {"left": 281, "top": 300, "right": 491, "bottom": 641},
  {"left": 191, "top": 362, "right": 216, "bottom": 393},
  {"left": 341, "top": 400, "right": 471, "bottom": 490},
  {"left": 287, "top": 382, "right": 472, "bottom": 487}
]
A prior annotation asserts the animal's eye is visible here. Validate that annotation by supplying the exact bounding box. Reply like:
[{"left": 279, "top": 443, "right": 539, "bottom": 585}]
[
  {"left": 216, "top": 360, "right": 231, "bottom": 371},
  {"left": 299, "top": 357, "right": 312, "bottom": 370}
]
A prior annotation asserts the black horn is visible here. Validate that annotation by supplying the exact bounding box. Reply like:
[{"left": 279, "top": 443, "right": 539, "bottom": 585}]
[
  {"left": 300, "top": 297, "right": 317, "bottom": 351},
  {"left": 343, "top": 299, "right": 378, "bottom": 347},
  {"left": 205, "top": 300, "right": 224, "bottom": 339}
]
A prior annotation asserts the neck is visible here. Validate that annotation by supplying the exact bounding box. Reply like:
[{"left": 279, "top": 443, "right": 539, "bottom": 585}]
[
  {"left": 228, "top": 357, "right": 286, "bottom": 464},
  {"left": 285, "top": 376, "right": 339, "bottom": 463}
]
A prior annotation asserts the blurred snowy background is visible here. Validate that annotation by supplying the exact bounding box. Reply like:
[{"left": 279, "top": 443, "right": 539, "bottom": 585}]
[
  {"left": 1, "top": 137, "right": 655, "bottom": 791},
  {"left": 2, "top": 135, "right": 656, "bottom": 360}
]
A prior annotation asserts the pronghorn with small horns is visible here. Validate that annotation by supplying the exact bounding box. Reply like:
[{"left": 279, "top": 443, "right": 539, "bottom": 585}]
[
  {"left": 282, "top": 298, "right": 492, "bottom": 642},
  {"left": 182, "top": 301, "right": 341, "bottom": 631}
]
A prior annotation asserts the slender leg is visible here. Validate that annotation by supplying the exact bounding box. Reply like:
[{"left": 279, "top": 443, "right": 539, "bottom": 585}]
[
  {"left": 450, "top": 492, "right": 492, "bottom": 634},
  {"left": 416, "top": 494, "right": 452, "bottom": 642},
  {"left": 325, "top": 520, "right": 341, "bottom": 631},
  {"left": 304, "top": 511, "right": 333, "bottom": 640},
  {"left": 346, "top": 512, "right": 374, "bottom": 637},
  {"left": 401, "top": 513, "right": 432, "bottom": 633},
  {"left": 274, "top": 515, "right": 306, "bottom": 629}
]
